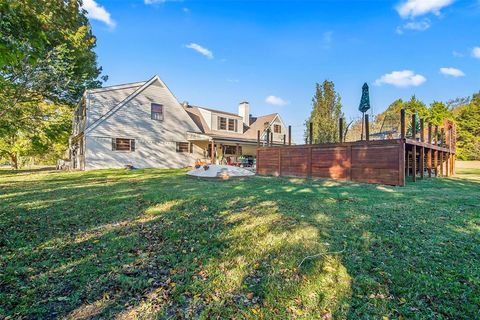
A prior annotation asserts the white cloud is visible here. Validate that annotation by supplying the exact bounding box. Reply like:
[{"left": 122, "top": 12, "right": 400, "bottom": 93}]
[
  {"left": 440, "top": 67, "right": 465, "bottom": 77},
  {"left": 375, "top": 70, "right": 426, "bottom": 87},
  {"left": 396, "top": 19, "right": 431, "bottom": 34},
  {"left": 396, "top": 0, "right": 454, "bottom": 18},
  {"left": 185, "top": 43, "right": 213, "bottom": 59},
  {"left": 81, "top": 0, "right": 116, "bottom": 28},
  {"left": 144, "top": 0, "right": 165, "bottom": 4},
  {"left": 265, "top": 95, "right": 289, "bottom": 106},
  {"left": 472, "top": 47, "right": 480, "bottom": 58}
]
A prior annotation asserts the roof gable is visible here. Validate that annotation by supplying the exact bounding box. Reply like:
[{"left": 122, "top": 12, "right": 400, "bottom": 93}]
[{"left": 85, "top": 75, "right": 198, "bottom": 134}]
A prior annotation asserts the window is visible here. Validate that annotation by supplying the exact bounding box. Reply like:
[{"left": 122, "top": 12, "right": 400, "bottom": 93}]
[
  {"left": 274, "top": 124, "right": 281, "bottom": 133},
  {"left": 224, "top": 145, "right": 242, "bottom": 155},
  {"left": 112, "top": 138, "right": 135, "bottom": 152},
  {"left": 228, "top": 118, "right": 238, "bottom": 131},
  {"left": 176, "top": 142, "right": 191, "bottom": 153},
  {"left": 219, "top": 117, "right": 227, "bottom": 130},
  {"left": 151, "top": 103, "right": 164, "bottom": 121},
  {"left": 218, "top": 117, "right": 238, "bottom": 131}
]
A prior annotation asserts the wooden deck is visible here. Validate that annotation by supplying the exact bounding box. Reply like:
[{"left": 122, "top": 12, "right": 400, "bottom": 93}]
[
  {"left": 257, "top": 139, "right": 404, "bottom": 185},
  {"left": 256, "top": 110, "right": 456, "bottom": 186},
  {"left": 256, "top": 138, "right": 455, "bottom": 186}
]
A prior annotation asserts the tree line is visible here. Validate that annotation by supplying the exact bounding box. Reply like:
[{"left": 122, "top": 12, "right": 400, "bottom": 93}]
[
  {"left": 305, "top": 80, "right": 480, "bottom": 160},
  {"left": 0, "top": 0, "right": 104, "bottom": 169}
]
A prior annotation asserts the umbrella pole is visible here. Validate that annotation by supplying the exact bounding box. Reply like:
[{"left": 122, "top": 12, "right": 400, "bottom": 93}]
[{"left": 361, "top": 112, "right": 365, "bottom": 141}]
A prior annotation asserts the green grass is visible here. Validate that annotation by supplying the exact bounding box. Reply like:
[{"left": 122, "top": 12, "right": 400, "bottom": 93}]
[{"left": 0, "top": 168, "right": 479, "bottom": 319}]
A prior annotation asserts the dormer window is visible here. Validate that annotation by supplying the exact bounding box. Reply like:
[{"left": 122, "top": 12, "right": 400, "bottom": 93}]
[
  {"left": 151, "top": 103, "right": 164, "bottom": 121},
  {"left": 219, "top": 117, "right": 227, "bottom": 130},
  {"left": 218, "top": 117, "right": 238, "bottom": 132},
  {"left": 274, "top": 124, "right": 281, "bottom": 133},
  {"left": 228, "top": 118, "right": 237, "bottom": 131}
]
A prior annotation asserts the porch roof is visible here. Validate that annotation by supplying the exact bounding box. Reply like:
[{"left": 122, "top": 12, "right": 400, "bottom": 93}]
[{"left": 186, "top": 131, "right": 285, "bottom": 146}]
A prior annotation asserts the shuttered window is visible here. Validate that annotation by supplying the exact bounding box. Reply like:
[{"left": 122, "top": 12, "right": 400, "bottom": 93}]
[
  {"left": 151, "top": 103, "right": 164, "bottom": 121},
  {"left": 274, "top": 124, "right": 281, "bottom": 133},
  {"left": 112, "top": 138, "right": 135, "bottom": 151}
]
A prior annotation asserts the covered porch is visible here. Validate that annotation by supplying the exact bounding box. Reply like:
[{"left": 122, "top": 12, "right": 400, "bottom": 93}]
[{"left": 187, "top": 132, "right": 260, "bottom": 167}]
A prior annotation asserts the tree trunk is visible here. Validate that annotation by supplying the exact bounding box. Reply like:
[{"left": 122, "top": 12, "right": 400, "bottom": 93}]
[{"left": 10, "top": 152, "right": 18, "bottom": 170}]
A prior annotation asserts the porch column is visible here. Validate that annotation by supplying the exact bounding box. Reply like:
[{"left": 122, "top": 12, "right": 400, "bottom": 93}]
[
  {"left": 236, "top": 143, "right": 240, "bottom": 163},
  {"left": 211, "top": 140, "right": 215, "bottom": 164}
]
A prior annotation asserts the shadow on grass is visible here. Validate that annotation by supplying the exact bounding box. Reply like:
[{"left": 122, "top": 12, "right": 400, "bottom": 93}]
[{"left": 0, "top": 169, "right": 479, "bottom": 319}]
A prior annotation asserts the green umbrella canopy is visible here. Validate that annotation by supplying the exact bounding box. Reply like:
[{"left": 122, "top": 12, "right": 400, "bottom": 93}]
[{"left": 358, "top": 83, "right": 371, "bottom": 113}]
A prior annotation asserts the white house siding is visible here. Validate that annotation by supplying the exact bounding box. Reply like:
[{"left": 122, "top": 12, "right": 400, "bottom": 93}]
[
  {"left": 84, "top": 136, "right": 204, "bottom": 170},
  {"left": 270, "top": 117, "right": 287, "bottom": 142},
  {"left": 198, "top": 108, "right": 212, "bottom": 130},
  {"left": 86, "top": 85, "right": 143, "bottom": 128},
  {"left": 84, "top": 79, "right": 204, "bottom": 170}
]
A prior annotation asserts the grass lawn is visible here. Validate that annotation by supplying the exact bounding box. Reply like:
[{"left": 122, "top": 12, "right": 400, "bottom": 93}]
[{"left": 0, "top": 167, "right": 479, "bottom": 319}]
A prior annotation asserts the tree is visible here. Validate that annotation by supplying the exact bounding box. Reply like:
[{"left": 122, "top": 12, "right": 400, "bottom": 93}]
[
  {"left": 0, "top": 0, "right": 105, "bottom": 168},
  {"left": 428, "top": 101, "right": 451, "bottom": 126},
  {"left": 455, "top": 93, "right": 480, "bottom": 160},
  {"left": 305, "top": 80, "right": 344, "bottom": 144}
]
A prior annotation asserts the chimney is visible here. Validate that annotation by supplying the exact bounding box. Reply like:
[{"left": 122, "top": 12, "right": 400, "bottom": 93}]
[{"left": 238, "top": 101, "right": 250, "bottom": 126}]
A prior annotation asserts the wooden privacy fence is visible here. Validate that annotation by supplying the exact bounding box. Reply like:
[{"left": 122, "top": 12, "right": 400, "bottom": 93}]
[{"left": 257, "top": 139, "right": 405, "bottom": 186}]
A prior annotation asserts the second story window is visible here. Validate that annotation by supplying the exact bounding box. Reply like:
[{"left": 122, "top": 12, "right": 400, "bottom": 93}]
[
  {"left": 151, "top": 103, "right": 164, "bottom": 121},
  {"left": 219, "top": 117, "right": 227, "bottom": 130},
  {"left": 218, "top": 116, "right": 238, "bottom": 131},
  {"left": 274, "top": 124, "right": 281, "bottom": 133},
  {"left": 228, "top": 119, "right": 237, "bottom": 131}
]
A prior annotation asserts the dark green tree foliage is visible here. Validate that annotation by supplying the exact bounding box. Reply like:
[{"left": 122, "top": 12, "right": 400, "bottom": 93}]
[
  {"left": 455, "top": 93, "right": 480, "bottom": 160},
  {"left": 305, "top": 80, "right": 344, "bottom": 143},
  {"left": 0, "top": 0, "right": 104, "bottom": 168}
]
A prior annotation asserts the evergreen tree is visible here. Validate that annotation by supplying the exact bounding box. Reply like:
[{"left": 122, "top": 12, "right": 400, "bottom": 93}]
[
  {"left": 305, "top": 80, "right": 344, "bottom": 143},
  {"left": 428, "top": 101, "right": 451, "bottom": 126},
  {"left": 455, "top": 93, "right": 480, "bottom": 160}
]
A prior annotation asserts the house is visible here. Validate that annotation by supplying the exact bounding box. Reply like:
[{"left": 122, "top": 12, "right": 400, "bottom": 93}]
[{"left": 70, "top": 75, "right": 289, "bottom": 170}]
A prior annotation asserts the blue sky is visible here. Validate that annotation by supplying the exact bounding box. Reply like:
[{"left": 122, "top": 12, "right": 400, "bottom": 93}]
[{"left": 83, "top": 0, "right": 480, "bottom": 142}]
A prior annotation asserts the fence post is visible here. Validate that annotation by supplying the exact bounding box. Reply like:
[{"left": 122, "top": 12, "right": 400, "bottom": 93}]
[
  {"left": 266, "top": 128, "right": 270, "bottom": 145},
  {"left": 440, "top": 128, "right": 445, "bottom": 148},
  {"left": 288, "top": 125, "right": 292, "bottom": 145},
  {"left": 434, "top": 127, "right": 438, "bottom": 177},
  {"left": 440, "top": 151, "right": 444, "bottom": 176},
  {"left": 412, "top": 144, "right": 417, "bottom": 182},
  {"left": 428, "top": 123, "right": 432, "bottom": 177},
  {"left": 420, "top": 119, "right": 424, "bottom": 142},
  {"left": 365, "top": 114, "right": 370, "bottom": 141},
  {"left": 400, "top": 109, "right": 406, "bottom": 139},
  {"left": 257, "top": 130, "right": 260, "bottom": 147},
  {"left": 411, "top": 113, "right": 417, "bottom": 140},
  {"left": 283, "top": 134, "right": 286, "bottom": 145},
  {"left": 339, "top": 117, "right": 344, "bottom": 143},
  {"left": 270, "top": 131, "right": 273, "bottom": 146},
  {"left": 309, "top": 122, "right": 313, "bottom": 144}
]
